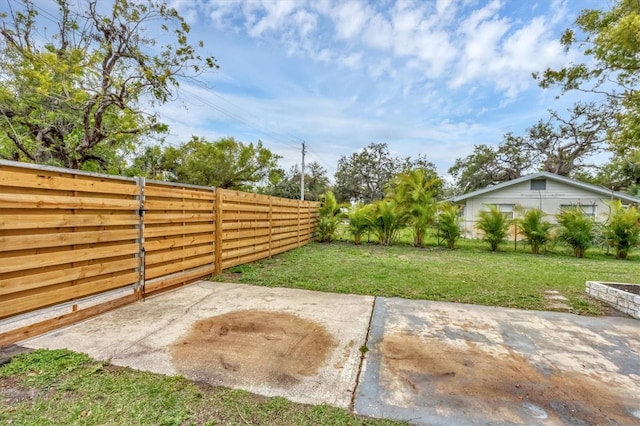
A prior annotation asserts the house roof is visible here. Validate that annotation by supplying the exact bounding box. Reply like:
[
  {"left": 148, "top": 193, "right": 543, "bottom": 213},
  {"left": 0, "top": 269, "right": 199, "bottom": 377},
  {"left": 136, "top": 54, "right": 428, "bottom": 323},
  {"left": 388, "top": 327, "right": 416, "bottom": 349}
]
[{"left": 450, "top": 171, "right": 640, "bottom": 204}]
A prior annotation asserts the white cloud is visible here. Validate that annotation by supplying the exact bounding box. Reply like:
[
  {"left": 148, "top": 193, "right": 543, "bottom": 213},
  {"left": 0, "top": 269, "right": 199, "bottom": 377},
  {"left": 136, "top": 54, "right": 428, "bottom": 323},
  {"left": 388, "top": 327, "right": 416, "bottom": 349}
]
[
  {"left": 331, "top": 0, "right": 370, "bottom": 40},
  {"left": 292, "top": 9, "right": 318, "bottom": 36},
  {"left": 148, "top": 0, "right": 589, "bottom": 176},
  {"left": 248, "top": 1, "right": 298, "bottom": 37},
  {"left": 338, "top": 52, "right": 363, "bottom": 70}
]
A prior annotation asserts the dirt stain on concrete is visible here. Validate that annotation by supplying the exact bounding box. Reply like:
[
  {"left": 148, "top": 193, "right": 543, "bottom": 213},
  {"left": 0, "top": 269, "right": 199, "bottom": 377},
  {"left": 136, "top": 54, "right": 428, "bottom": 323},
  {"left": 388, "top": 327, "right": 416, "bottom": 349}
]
[
  {"left": 171, "top": 310, "right": 336, "bottom": 389},
  {"left": 379, "top": 333, "right": 638, "bottom": 425}
]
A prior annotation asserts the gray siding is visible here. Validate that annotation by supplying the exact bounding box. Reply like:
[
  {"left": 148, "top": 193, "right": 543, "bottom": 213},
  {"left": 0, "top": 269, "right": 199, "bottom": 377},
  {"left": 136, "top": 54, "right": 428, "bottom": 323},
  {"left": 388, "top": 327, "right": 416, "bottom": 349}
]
[{"left": 459, "top": 179, "right": 620, "bottom": 238}]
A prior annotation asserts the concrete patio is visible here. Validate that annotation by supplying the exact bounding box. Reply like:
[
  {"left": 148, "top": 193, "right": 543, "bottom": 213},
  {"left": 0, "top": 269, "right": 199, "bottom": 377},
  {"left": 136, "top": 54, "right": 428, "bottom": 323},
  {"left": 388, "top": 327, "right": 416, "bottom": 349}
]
[{"left": 18, "top": 281, "right": 640, "bottom": 425}]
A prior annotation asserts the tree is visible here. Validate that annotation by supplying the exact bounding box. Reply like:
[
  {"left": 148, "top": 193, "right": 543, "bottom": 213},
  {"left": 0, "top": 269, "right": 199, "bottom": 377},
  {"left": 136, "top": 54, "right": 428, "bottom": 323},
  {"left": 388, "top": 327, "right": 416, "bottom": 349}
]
[
  {"left": 123, "top": 144, "right": 174, "bottom": 180},
  {"left": 534, "top": 0, "right": 640, "bottom": 154},
  {"left": 436, "top": 203, "right": 462, "bottom": 250},
  {"left": 516, "top": 208, "right": 553, "bottom": 255},
  {"left": 449, "top": 103, "right": 612, "bottom": 194},
  {"left": 370, "top": 199, "right": 409, "bottom": 246},
  {"left": 556, "top": 207, "right": 596, "bottom": 258},
  {"left": 476, "top": 205, "right": 510, "bottom": 252},
  {"left": 266, "top": 161, "right": 330, "bottom": 200},
  {"left": 603, "top": 200, "right": 640, "bottom": 260},
  {"left": 165, "top": 137, "right": 281, "bottom": 190},
  {"left": 317, "top": 191, "right": 342, "bottom": 243},
  {"left": 346, "top": 203, "right": 372, "bottom": 245},
  {"left": 589, "top": 149, "right": 640, "bottom": 195},
  {"left": 521, "top": 103, "right": 612, "bottom": 176},
  {"left": 389, "top": 169, "right": 442, "bottom": 247},
  {"left": 334, "top": 142, "right": 437, "bottom": 203},
  {"left": 0, "top": 0, "right": 217, "bottom": 171},
  {"left": 448, "top": 138, "right": 529, "bottom": 194}
]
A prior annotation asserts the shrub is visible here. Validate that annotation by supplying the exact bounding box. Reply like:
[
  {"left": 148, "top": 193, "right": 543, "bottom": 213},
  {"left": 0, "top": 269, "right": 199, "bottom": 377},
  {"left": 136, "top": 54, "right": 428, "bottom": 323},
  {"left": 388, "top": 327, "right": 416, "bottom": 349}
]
[
  {"left": 603, "top": 200, "right": 640, "bottom": 260},
  {"left": 436, "top": 203, "right": 462, "bottom": 249},
  {"left": 516, "top": 208, "right": 553, "bottom": 254},
  {"left": 317, "top": 191, "right": 341, "bottom": 243},
  {"left": 556, "top": 207, "right": 595, "bottom": 258},
  {"left": 346, "top": 203, "right": 372, "bottom": 245},
  {"left": 390, "top": 169, "right": 441, "bottom": 247},
  {"left": 370, "top": 199, "right": 410, "bottom": 246},
  {"left": 476, "top": 205, "right": 510, "bottom": 252}
]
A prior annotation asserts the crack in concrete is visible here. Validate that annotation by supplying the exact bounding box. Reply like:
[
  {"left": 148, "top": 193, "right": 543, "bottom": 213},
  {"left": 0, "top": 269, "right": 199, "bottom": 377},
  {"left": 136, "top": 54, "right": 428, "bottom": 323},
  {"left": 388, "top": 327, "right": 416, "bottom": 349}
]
[{"left": 350, "top": 296, "right": 377, "bottom": 411}]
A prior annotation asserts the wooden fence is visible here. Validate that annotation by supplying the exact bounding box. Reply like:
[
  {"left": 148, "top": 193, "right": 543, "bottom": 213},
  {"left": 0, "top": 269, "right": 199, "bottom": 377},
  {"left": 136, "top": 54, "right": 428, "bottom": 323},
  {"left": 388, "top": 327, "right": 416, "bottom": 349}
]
[{"left": 0, "top": 160, "right": 319, "bottom": 345}]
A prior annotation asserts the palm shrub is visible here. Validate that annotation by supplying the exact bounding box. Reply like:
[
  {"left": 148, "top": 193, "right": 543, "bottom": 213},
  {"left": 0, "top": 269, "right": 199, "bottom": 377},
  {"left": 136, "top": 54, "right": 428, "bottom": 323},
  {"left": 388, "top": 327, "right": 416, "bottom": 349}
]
[
  {"left": 476, "top": 205, "right": 509, "bottom": 252},
  {"left": 555, "top": 207, "right": 595, "bottom": 258},
  {"left": 390, "top": 169, "right": 441, "bottom": 247},
  {"left": 436, "top": 203, "right": 462, "bottom": 249},
  {"left": 516, "top": 208, "right": 553, "bottom": 254},
  {"left": 603, "top": 200, "right": 640, "bottom": 260},
  {"left": 347, "top": 203, "right": 372, "bottom": 245},
  {"left": 317, "top": 191, "right": 341, "bottom": 243},
  {"left": 370, "top": 199, "right": 409, "bottom": 246}
]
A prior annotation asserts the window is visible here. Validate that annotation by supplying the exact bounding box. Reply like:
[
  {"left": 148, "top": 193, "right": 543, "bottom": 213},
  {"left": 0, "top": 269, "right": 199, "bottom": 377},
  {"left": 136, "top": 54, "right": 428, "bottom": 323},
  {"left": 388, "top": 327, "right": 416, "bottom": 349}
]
[
  {"left": 530, "top": 179, "right": 546, "bottom": 190},
  {"left": 497, "top": 204, "right": 515, "bottom": 219},
  {"left": 560, "top": 204, "right": 597, "bottom": 217}
]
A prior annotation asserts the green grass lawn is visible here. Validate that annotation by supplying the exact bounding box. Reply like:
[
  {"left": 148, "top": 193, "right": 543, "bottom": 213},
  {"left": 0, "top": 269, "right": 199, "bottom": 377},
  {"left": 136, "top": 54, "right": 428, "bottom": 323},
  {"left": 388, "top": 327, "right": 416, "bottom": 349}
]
[
  {"left": 218, "top": 230, "right": 640, "bottom": 315},
  {"left": 0, "top": 349, "right": 401, "bottom": 426}
]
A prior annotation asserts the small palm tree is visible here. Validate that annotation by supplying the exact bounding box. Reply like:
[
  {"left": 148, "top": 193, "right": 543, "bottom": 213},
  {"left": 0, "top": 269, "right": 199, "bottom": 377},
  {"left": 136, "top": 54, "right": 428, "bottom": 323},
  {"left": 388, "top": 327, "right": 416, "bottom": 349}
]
[
  {"left": 390, "top": 169, "right": 441, "bottom": 247},
  {"left": 516, "top": 208, "right": 553, "bottom": 254},
  {"left": 370, "top": 199, "right": 409, "bottom": 246},
  {"left": 436, "top": 203, "right": 462, "bottom": 249},
  {"left": 556, "top": 207, "right": 595, "bottom": 258},
  {"left": 347, "top": 203, "right": 372, "bottom": 245},
  {"left": 476, "top": 205, "right": 509, "bottom": 252},
  {"left": 603, "top": 200, "right": 640, "bottom": 260},
  {"left": 317, "top": 191, "right": 341, "bottom": 243}
]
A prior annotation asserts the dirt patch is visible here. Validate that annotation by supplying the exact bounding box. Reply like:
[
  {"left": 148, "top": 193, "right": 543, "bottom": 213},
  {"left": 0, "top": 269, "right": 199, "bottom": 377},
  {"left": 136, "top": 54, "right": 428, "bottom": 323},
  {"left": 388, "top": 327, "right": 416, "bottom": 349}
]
[
  {"left": 606, "top": 283, "right": 640, "bottom": 296},
  {"left": 171, "top": 310, "right": 336, "bottom": 389},
  {"left": 378, "top": 333, "right": 638, "bottom": 424}
]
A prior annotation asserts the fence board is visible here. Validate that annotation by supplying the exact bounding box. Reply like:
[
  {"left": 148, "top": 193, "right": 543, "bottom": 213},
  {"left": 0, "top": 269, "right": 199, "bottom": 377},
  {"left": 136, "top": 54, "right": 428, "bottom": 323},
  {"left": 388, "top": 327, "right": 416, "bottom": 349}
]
[
  {"left": 0, "top": 244, "right": 139, "bottom": 274},
  {"left": 0, "top": 167, "right": 138, "bottom": 195},
  {"left": 143, "top": 223, "right": 214, "bottom": 238},
  {"left": 0, "top": 229, "right": 139, "bottom": 252},
  {"left": 145, "top": 244, "right": 213, "bottom": 265},
  {"left": 0, "top": 258, "right": 139, "bottom": 297},
  {"left": 0, "top": 271, "right": 139, "bottom": 319},
  {"left": 143, "top": 199, "right": 214, "bottom": 211},
  {"left": 144, "top": 185, "right": 215, "bottom": 200},
  {"left": 145, "top": 255, "right": 216, "bottom": 280},
  {"left": 143, "top": 234, "right": 213, "bottom": 252},
  {"left": 0, "top": 193, "right": 139, "bottom": 210},
  {"left": 0, "top": 213, "right": 139, "bottom": 229},
  {"left": 143, "top": 213, "right": 215, "bottom": 224},
  {"left": 145, "top": 264, "right": 216, "bottom": 295}
]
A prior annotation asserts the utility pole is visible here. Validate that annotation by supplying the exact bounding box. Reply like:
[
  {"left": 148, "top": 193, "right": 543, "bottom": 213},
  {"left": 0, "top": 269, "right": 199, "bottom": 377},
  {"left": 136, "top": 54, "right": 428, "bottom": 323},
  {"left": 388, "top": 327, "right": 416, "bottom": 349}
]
[{"left": 300, "top": 141, "right": 306, "bottom": 200}]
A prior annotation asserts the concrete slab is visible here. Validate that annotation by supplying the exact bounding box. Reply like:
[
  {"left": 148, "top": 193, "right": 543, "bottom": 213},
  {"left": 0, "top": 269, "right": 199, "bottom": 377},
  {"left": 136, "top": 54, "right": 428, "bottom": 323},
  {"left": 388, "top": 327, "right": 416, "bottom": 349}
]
[
  {"left": 355, "top": 297, "right": 640, "bottom": 425},
  {"left": 23, "top": 282, "right": 374, "bottom": 408}
]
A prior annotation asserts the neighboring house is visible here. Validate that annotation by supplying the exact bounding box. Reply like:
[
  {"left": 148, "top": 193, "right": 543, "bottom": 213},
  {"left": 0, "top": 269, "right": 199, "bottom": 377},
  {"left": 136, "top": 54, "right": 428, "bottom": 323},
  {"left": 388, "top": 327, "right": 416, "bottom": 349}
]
[{"left": 451, "top": 172, "right": 640, "bottom": 239}]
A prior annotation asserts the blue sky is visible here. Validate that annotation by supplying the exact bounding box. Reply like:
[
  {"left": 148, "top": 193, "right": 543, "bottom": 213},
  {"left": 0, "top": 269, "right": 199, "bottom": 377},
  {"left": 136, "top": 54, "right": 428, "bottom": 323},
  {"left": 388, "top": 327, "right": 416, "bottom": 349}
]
[{"left": 17, "top": 0, "right": 603, "bottom": 179}]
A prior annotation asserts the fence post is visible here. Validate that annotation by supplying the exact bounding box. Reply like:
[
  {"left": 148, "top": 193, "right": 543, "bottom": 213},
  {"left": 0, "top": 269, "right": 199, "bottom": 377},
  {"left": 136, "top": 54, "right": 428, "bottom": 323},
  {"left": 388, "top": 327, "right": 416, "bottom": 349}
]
[
  {"left": 214, "top": 187, "right": 223, "bottom": 275},
  {"left": 136, "top": 176, "right": 146, "bottom": 300},
  {"left": 268, "top": 196, "right": 273, "bottom": 258}
]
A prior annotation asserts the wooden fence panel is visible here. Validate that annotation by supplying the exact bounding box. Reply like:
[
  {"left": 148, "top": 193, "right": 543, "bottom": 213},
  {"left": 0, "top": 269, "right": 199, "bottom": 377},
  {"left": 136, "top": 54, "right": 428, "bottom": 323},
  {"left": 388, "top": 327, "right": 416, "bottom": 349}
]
[
  {"left": 142, "top": 181, "right": 215, "bottom": 295},
  {"left": 0, "top": 163, "right": 140, "bottom": 323},
  {"left": 0, "top": 161, "right": 319, "bottom": 345},
  {"left": 217, "top": 189, "right": 319, "bottom": 269}
]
